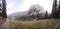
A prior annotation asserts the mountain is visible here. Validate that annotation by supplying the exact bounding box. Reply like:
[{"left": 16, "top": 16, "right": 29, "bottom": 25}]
[
  {"left": 8, "top": 10, "right": 49, "bottom": 21},
  {"left": 7, "top": 11, "right": 33, "bottom": 21}
]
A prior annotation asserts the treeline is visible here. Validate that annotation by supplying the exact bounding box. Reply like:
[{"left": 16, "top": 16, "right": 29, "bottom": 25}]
[
  {"left": 28, "top": 0, "right": 60, "bottom": 20},
  {"left": 1, "top": 0, "right": 60, "bottom": 21},
  {"left": 27, "top": 4, "right": 51, "bottom": 20}
]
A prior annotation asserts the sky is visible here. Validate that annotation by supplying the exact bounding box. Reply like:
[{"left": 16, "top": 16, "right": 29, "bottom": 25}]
[{"left": 6, "top": 0, "right": 54, "bottom": 15}]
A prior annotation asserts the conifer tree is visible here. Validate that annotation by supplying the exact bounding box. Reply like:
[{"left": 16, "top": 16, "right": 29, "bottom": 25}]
[
  {"left": 2, "top": 0, "right": 7, "bottom": 18},
  {"left": 52, "top": 0, "right": 57, "bottom": 18}
]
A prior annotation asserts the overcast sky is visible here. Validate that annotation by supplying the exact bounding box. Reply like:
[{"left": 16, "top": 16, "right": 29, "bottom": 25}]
[{"left": 6, "top": 0, "right": 54, "bottom": 15}]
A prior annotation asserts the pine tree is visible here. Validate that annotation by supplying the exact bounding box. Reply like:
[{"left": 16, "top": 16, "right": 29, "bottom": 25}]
[
  {"left": 45, "top": 11, "right": 48, "bottom": 19},
  {"left": 0, "top": 4, "right": 2, "bottom": 16},
  {"left": 57, "top": 0, "right": 60, "bottom": 18},
  {"left": 2, "top": 0, "right": 7, "bottom": 18},
  {"left": 52, "top": 0, "right": 57, "bottom": 18}
]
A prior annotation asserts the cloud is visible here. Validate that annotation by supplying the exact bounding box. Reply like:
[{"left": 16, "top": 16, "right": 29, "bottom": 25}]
[
  {"left": 6, "top": 3, "right": 16, "bottom": 14},
  {"left": 20, "top": 0, "right": 53, "bottom": 13},
  {"left": 6, "top": 0, "right": 54, "bottom": 15},
  {"left": 7, "top": 3, "right": 21, "bottom": 15},
  {"left": 6, "top": 0, "right": 23, "bottom": 15}
]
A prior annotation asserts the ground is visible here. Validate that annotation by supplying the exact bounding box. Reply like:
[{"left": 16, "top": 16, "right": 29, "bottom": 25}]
[{"left": 10, "top": 19, "right": 60, "bottom": 29}]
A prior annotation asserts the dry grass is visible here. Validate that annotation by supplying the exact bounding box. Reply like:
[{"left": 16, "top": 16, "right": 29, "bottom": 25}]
[{"left": 10, "top": 19, "right": 60, "bottom": 29}]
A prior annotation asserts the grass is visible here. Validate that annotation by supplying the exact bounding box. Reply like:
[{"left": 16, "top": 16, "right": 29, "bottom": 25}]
[{"left": 10, "top": 19, "right": 60, "bottom": 29}]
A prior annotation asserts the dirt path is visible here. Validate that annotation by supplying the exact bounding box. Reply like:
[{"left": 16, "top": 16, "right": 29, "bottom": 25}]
[{"left": 1, "top": 19, "right": 11, "bottom": 29}]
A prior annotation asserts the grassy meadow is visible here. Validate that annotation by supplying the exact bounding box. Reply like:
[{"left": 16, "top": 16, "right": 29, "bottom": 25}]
[{"left": 10, "top": 19, "right": 60, "bottom": 29}]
